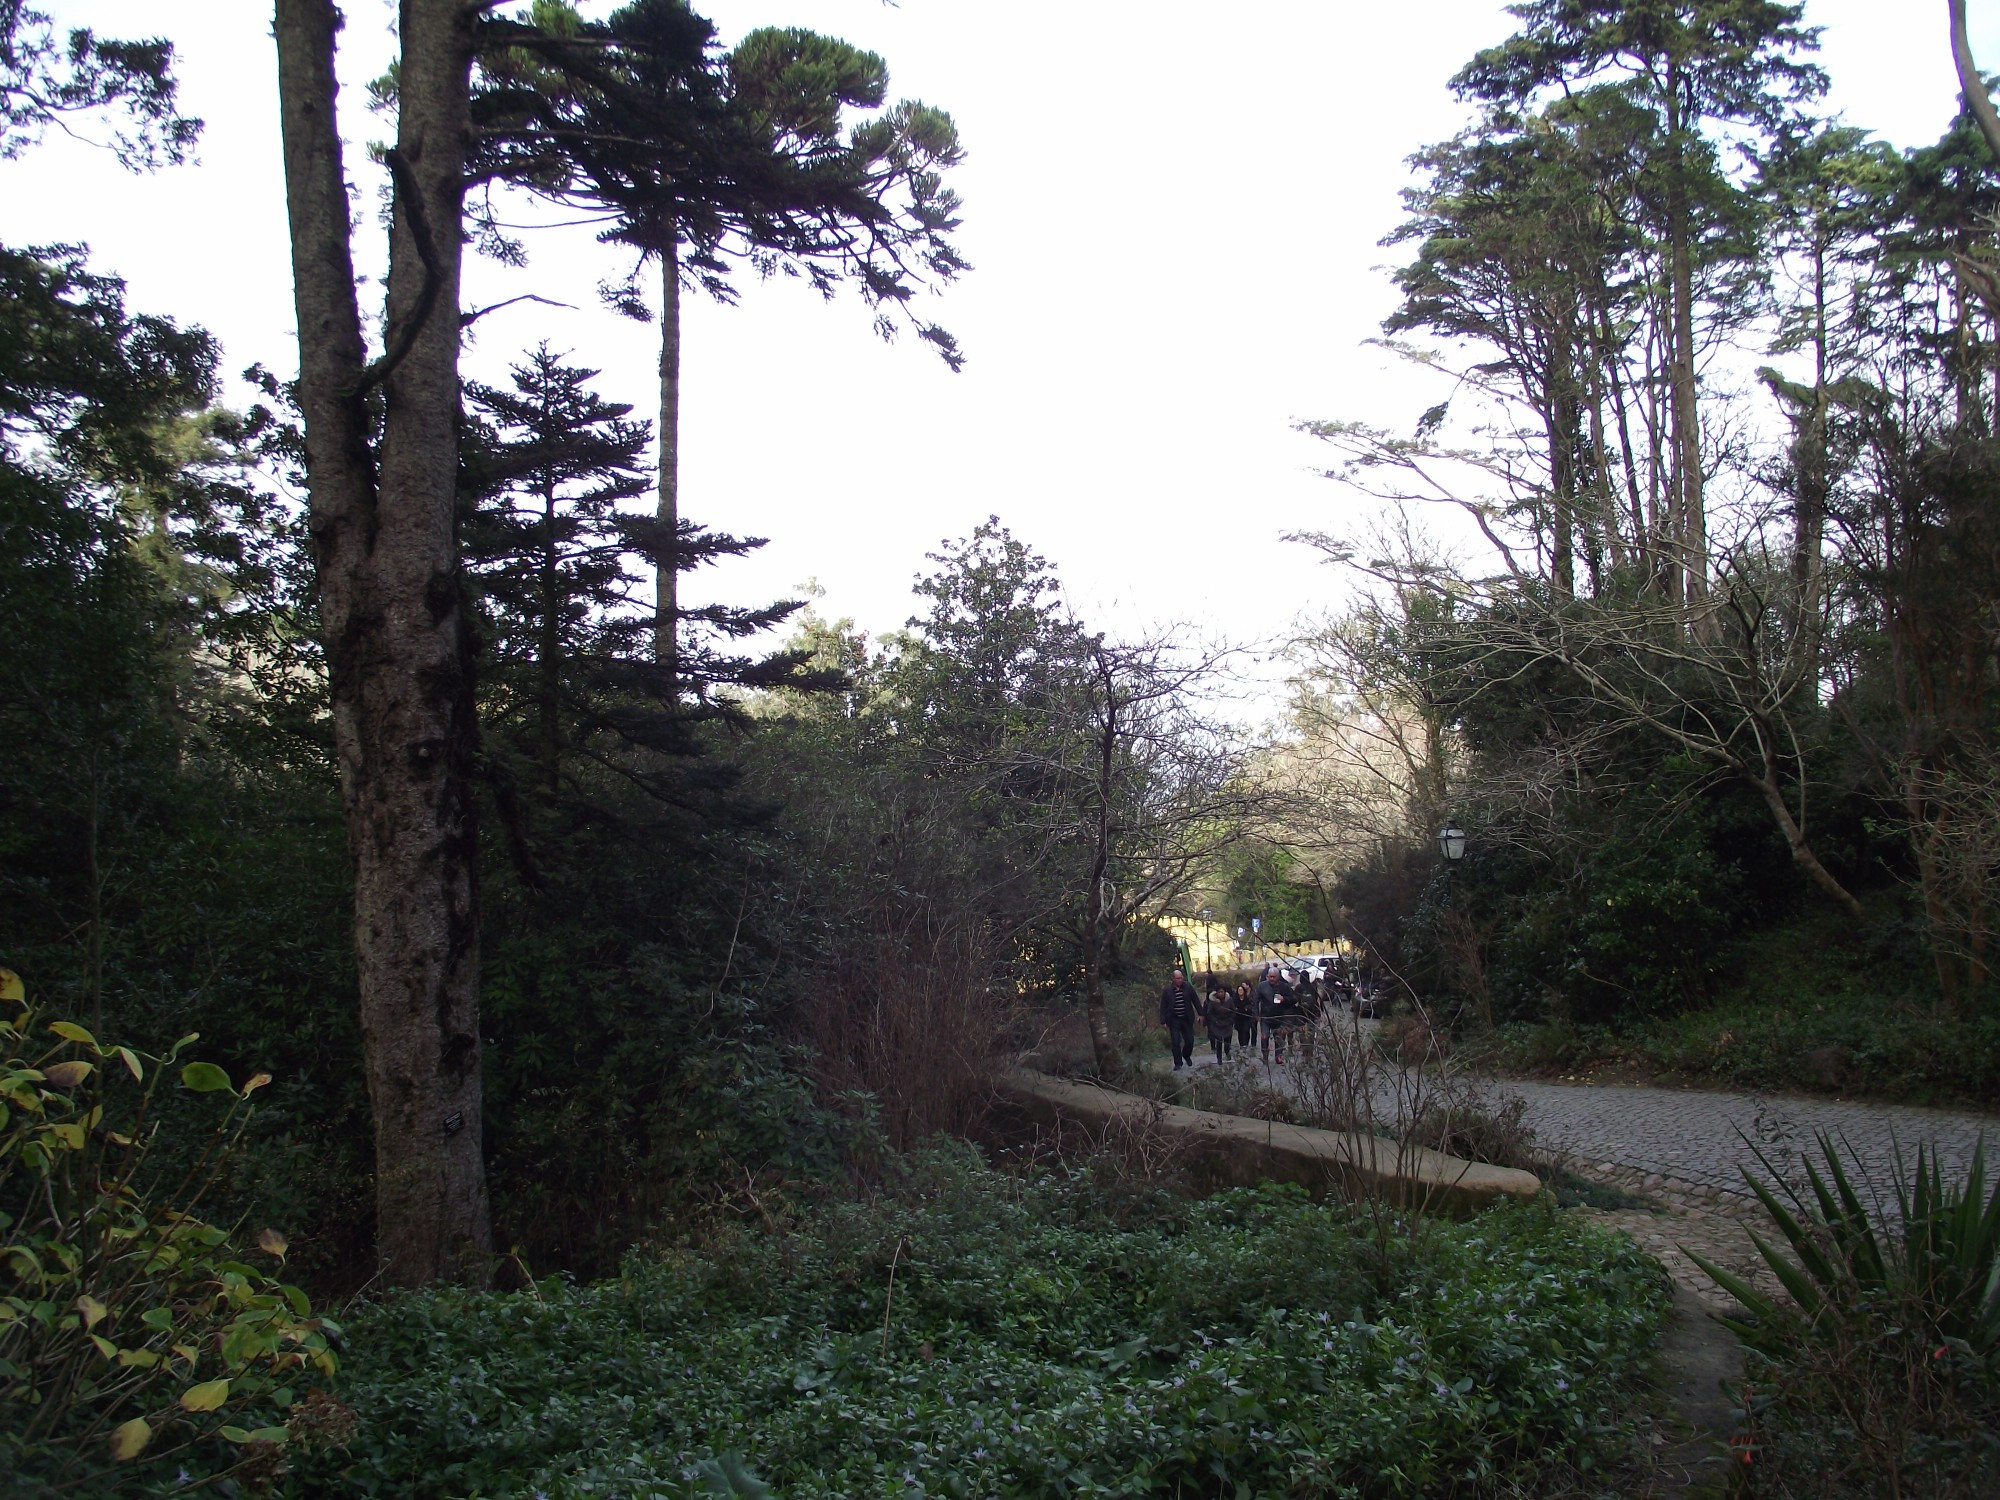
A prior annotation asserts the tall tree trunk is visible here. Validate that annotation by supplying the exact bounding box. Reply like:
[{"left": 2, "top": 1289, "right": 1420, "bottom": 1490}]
[
  {"left": 1950, "top": 0, "right": 2000, "bottom": 166},
  {"left": 275, "top": 0, "right": 492, "bottom": 1288},
  {"left": 1547, "top": 336, "right": 1578, "bottom": 600},
  {"left": 1082, "top": 656, "right": 1121, "bottom": 1077},
  {"left": 1666, "top": 66, "right": 1707, "bottom": 611},
  {"left": 538, "top": 479, "right": 561, "bottom": 799},
  {"left": 654, "top": 230, "right": 681, "bottom": 682},
  {"left": 1789, "top": 233, "right": 1830, "bottom": 671}
]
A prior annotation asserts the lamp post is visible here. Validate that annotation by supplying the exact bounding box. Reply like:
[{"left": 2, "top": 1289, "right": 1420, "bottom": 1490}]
[{"left": 1436, "top": 823, "right": 1467, "bottom": 1017}]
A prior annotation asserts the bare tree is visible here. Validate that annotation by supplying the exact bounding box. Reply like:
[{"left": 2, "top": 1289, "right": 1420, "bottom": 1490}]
[{"left": 1055, "top": 635, "right": 1253, "bottom": 1076}]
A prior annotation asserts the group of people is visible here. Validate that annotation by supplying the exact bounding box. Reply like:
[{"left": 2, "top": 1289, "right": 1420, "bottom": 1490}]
[{"left": 1157, "top": 965, "right": 1331, "bottom": 1070}]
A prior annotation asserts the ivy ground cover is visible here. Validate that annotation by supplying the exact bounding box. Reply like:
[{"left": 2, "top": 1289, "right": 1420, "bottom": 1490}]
[{"left": 299, "top": 1147, "right": 1669, "bottom": 1498}]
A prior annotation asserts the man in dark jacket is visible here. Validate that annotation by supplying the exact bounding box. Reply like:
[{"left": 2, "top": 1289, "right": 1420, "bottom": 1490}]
[{"left": 1159, "top": 968, "right": 1199, "bottom": 1070}]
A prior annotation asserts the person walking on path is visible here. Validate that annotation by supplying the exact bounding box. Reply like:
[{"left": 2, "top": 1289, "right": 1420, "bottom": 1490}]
[
  {"left": 1253, "top": 967, "right": 1298, "bottom": 1064},
  {"left": 1203, "top": 979, "right": 1235, "bottom": 1063},
  {"left": 1234, "top": 980, "right": 1256, "bottom": 1050},
  {"left": 1160, "top": 968, "right": 1200, "bottom": 1070}
]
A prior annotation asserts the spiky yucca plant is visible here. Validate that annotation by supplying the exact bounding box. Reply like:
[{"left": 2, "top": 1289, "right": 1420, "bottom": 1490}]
[{"left": 1689, "top": 1132, "right": 1998, "bottom": 1360}]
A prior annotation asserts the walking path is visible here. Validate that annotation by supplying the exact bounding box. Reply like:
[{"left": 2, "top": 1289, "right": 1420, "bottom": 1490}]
[
  {"left": 1468, "top": 1075, "right": 1994, "bottom": 1199},
  {"left": 1176, "top": 1044, "right": 1994, "bottom": 1202},
  {"left": 1165, "top": 1038, "right": 1992, "bottom": 1495}
]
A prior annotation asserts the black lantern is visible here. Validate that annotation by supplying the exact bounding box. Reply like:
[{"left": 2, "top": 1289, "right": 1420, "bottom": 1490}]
[{"left": 1438, "top": 824, "right": 1467, "bottom": 863}]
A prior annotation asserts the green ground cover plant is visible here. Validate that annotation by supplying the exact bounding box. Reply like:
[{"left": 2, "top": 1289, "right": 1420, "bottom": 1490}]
[{"left": 297, "top": 1145, "right": 1669, "bottom": 1499}]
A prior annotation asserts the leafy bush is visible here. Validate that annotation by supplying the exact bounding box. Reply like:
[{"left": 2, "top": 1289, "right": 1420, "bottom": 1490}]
[
  {"left": 1484, "top": 988, "right": 2000, "bottom": 1106},
  {"left": 0, "top": 986, "right": 337, "bottom": 1496},
  {"left": 1691, "top": 1133, "right": 2000, "bottom": 1496},
  {"left": 301, "top": 1144, "right": 1669, "bottom": 1498}
]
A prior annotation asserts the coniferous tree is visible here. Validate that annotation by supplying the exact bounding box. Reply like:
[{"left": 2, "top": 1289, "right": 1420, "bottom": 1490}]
[
  {"left": 469, "top": 0, "right": 966, "bottom": 679},
  {"left": 465, "top": 346, "right": 652, "bottom": 804}
]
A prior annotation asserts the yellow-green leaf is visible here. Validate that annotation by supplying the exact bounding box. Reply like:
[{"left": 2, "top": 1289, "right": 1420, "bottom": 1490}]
[
  {"left": 48, "top": 1122, "right": 85, "bottom": 1150},
  {"left": 113, "top": 1047, "right": 143, "bottom": 1082},
  {"left": 243, "top": 1072, "right": 272, "bottom": 1095},
  {"left": 76, "top": 1294, "right": 107, "bottom": 1330},
  {"left": 219, "top": 1424, "right": 252, "bottom": 1444},
  {"left": 43, "top": 1060, "right": 92, "bottom": 1090},
  {"left": 48, "top": 1021, "right": 98, "bottom": 1049},
  {"left": 108, "top": 1417, "right": 152, "bottom": 1461},
  {"left": 256, "top": 1229, "right": 288, "bottom": 1261},
  {"left": 0, "top": 969, "right": 24, "bottom": 1003},
  {"left": 89, "top": 1333, "right": 115, "bottom": 1359},
  {"left": 180, "top": 1378, "right": 230, "bottom": 1413},
  {"left": 179, "top": 1062, "right": 232, "bottom": 1094}
]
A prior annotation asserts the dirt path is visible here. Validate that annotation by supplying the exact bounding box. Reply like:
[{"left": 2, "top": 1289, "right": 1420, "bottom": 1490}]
[{"left": 1560, "top": 1162, "right": 1778, "bottom": 1496}]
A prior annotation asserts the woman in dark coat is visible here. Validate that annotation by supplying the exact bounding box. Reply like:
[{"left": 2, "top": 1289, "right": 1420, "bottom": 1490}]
[
  {"left": 1233, "top": 980, "right": 1256, "bottom": 1049},
  {"left": 1203, "top": 981, "right": 1235, "bottom": 1063}
]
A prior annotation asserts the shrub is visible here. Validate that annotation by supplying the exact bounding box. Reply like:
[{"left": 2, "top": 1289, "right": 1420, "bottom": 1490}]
[
  {"left": 1691, "top": 1133, "right": 2000, "bottom": 1496},
  {"left": 0, "top": 983, "right": 337, "bottom": 1496},
  {"left": 301, "top": 1144, "right": 1669, "bottom": 1498}
]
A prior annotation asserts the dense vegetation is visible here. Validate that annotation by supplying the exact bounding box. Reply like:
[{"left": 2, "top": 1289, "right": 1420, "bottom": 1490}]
[
  {"left": 1268, "top": 0, "right": 2000, "bottom": 1090},
  {"left": 301, "top": 1149, "right": 1670, "bottom": 1499},
  {"left": 5, "top": 0, "right": 2000, "bottom": 1495}
]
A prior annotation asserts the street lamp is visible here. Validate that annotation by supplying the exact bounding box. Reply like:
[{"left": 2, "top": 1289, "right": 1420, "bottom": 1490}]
[{"left": 1437, "top": 824, "right": 1467, "bottom": 863}]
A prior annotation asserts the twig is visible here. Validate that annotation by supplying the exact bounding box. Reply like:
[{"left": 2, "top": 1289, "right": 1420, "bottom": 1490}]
[
  {"left": 461, "top": 293, "right": 576, "bottom": 329},
  {"left": 880, "top": 1236, "right": 909, "bottom": 1356}
]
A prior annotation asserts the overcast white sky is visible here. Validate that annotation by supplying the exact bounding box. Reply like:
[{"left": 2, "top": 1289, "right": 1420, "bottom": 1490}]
[{"left": 6, "top": 2, "right": 1997, "bottom": 704}]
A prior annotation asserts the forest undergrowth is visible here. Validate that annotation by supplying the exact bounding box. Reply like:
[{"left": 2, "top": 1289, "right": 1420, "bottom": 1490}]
[{"left": 294, "top": 1143, "right": 1671, "bottom": 1500}]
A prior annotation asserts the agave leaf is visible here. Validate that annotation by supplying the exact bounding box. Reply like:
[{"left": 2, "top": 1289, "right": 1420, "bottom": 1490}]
[
  {"left": 1739, "top": 1168, "right": 1840, "bottom": 1296},
  {"left": 1745, "top": 1225, "right": 1826, "bottom": 1319},
  {"left": 1816, "top": 1135, "right": 1887, "bottom": 1289},
  {"left": 1948, "top": 1138, "right": 1993, "bottom": 1283},
  {"left": 1683, "top": 1246, "right": 1776, "bottom": 1322},
  {"left": 1800, "top": 1147, "right": 1844, "bottom": 1234}
]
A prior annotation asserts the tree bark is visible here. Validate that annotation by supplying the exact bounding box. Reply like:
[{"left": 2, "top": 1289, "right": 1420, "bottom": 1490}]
[
  {"left": 1547, "top": 334, "right": 1578, "bottom": 600},
  {"left": 1950, "top": 0, "right": 2000, "bottom": 168},
  {"left": 1747, "top": 767, "right": 1865, "bottom": 924},
  {"left": 654, "top": 230, "right": 681, "bottom": 682},
  {"left": 1081, "top": 651, "right": 1121, "bottom": 1077},
  {"left": 1666, "top": 61, "right": 1707, "bottom": 611},
  {"left": 538, "top": 474, "right": 561, "bottom": 799},
  {"left": 275, "top": 0, "right": 492, "bottom": 1288}
]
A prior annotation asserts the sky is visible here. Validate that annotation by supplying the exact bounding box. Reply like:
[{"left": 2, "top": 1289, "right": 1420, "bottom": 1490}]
[{"left": 6, "top": 1, "right": 1997, "bottom": 712}]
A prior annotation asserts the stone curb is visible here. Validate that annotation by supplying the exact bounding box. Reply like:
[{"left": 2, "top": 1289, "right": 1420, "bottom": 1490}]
[{"left": 994, "top": 1071, "right": 1541, "bottom": 1216}]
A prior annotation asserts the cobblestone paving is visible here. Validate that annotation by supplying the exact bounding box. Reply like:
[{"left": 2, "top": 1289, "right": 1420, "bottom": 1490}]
[
  {"left": 1178, "top": 1043, "right": 1994, "bottom": 1203},
  {"left": 1463, "top": 1076, "right": 1995, "bottom": 1203}
]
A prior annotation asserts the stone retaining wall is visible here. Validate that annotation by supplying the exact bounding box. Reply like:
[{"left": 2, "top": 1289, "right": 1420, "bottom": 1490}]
[{"left": 994, "top": 1071, "right": 1540, "bottom": 1217}]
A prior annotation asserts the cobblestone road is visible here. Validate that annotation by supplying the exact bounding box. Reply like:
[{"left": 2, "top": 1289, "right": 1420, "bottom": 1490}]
[
  {"left": 1469, "top": 1076, "right": 1994, "bottom": 1200},
  {"left": 1177, "top": 1044, "right": 1994, "bottom": 1201}
]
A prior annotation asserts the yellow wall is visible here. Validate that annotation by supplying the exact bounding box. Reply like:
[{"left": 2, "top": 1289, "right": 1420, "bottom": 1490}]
[{"left": 1154, "top": 918, "right": 1353, "bottom": 973}]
